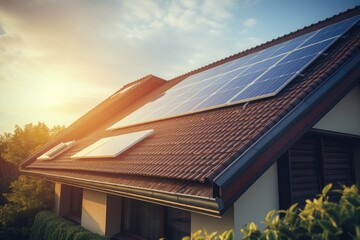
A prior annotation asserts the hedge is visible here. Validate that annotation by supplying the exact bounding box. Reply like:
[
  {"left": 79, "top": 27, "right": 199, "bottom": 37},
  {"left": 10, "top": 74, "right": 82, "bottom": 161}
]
[{"left": 30, "top": 211, "right": 106, "bottom": 240}]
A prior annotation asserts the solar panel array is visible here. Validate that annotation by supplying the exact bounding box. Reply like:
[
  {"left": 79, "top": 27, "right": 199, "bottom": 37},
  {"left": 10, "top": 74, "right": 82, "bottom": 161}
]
[{"left": 108, "top": 16, "right": 360, "bottom": 130}]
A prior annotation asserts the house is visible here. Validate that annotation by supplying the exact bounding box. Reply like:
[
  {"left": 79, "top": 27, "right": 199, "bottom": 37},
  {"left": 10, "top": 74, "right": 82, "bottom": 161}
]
[{"left": 20, "top": 7, "right": 360, "bottom": 240}]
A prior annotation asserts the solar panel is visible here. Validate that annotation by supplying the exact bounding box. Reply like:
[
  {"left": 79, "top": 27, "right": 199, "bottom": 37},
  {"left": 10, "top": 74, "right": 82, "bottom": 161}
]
[
  {"left": 108, "top": 15, "right": 360, "bottom": 130},
  {"left": 37, "top": 141, "right": 76, "bottom": 160},
  {"left": 71, "top": 129, "right": 154, "bottom": 159}
]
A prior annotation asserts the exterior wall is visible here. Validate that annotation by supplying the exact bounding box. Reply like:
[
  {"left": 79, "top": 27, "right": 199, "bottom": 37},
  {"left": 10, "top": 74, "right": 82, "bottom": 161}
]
[
  {"left": 54, "top": 183, "right": 71, "bottom": 216},
  {"left": 234, "top": 163, "right": 279, "bottom": 238},
  {"left": 313, "top": 85, "right": 360, "bottom": 136},
  {"left": 81, "top": 189, "right": 107, "bottom": 235},
  {"left": 80, "top": 189, "right": 122, "bottom": 237},
  {"left": 191, "top": 206, "right": 234, "bottom": 235},
  {"left": 54, "top": 183, "right": 61, "bottom": 215}
]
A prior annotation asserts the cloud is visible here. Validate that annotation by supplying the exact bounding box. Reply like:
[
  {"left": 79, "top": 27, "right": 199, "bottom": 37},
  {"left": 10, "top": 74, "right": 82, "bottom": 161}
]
[
  {"left": 0, "top": 25, "right": 5, "bottom": 36},
  {"left": 49, "top": 96, "right": 103, "bottom": 117},
  {"left": 243, "top": 18, "right": 257, "bottom": 27},
  {"left": 0, "top": 0, "right": 264, "bottom": 132}
]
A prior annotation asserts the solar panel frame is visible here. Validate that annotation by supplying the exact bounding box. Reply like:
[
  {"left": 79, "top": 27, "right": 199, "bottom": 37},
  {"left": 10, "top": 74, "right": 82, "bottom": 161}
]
[{"left": 71, "top": 129, "right": 155, "bottom": 159}]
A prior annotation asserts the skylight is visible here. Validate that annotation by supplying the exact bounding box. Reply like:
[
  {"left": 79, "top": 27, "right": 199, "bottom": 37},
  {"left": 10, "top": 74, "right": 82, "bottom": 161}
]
[
  {"left": 37, "top": 140, "right": 76, "bottom": 161},
  {"left": 71, "top": 129, "right": 154, "bottom": 159}
]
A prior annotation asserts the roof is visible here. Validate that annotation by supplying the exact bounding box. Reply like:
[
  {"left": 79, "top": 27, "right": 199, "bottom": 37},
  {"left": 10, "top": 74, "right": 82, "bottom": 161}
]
[{"left": 21, "top": 7, "right": 360, "bottom": 217}]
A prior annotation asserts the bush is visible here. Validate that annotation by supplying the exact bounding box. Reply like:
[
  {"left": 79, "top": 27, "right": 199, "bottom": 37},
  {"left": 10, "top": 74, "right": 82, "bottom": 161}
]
[
  {"left": 181, "top": 229, "right": 234, "bottom": 240},
  {"left": 241, "top": 184, "right": 360, "bottom": 240},
  {"left": 30, "top": 211, "right": 107, "bottom": 240},
  {"left": 184, "top": 184, "right": 359, "bottom": 240}
]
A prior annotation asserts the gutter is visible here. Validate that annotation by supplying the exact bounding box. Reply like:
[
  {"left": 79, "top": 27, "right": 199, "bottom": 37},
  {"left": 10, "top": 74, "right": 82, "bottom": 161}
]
[
  {"left": 213, "top": 48, "right": 360, "bottom": 212},
  {"left": 22, "top": 170, "right": 222, "bottom": 218}
]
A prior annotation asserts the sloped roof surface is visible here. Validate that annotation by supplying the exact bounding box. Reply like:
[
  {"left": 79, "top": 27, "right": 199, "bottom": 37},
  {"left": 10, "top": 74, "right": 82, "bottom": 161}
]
[{"left": 22, "top": 7, "right": 360, "bottom": 202}]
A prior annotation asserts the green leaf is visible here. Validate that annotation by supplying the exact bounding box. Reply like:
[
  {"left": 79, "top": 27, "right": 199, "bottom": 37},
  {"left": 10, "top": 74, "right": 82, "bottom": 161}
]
[
  {"left": 193, "top": 229, "right": 202, "bottom": 238},
  {"left": 322, "top": 184, "right": 333, "bottom": 197},
  {"left": 225, "top": 229, "right": 234, "bottom": 240},
  {"left": 248, "top": 222, "right": 258, "bottom": 232},
  {"left": 265, "top": 210, "right": 276, "bottom": 224},
  {"left": 209, "top": 231, "right": 218, "bottom": 239},
  {"left": 266, "top": 230, "right": 277, "bottom": 240},
  {"left": 279, "top": 227, "right": 294, "bottom": 239},
  {"left": 346, "top": 196, "right": 360, "bottom": 207},
  {"left": 319, "top": 220, "right": 339, "bottom": 234}
]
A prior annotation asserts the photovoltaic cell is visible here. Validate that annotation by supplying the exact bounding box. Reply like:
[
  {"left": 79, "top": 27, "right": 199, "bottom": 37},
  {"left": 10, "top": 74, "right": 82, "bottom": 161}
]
[{"left": 107, "top": 15, "right": 360, "bottom": 130}]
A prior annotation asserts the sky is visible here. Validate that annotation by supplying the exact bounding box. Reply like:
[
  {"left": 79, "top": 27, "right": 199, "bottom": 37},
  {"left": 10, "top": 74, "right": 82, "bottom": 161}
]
[{"left": 0, "top": 0, "right": 359, "bottom": 134}]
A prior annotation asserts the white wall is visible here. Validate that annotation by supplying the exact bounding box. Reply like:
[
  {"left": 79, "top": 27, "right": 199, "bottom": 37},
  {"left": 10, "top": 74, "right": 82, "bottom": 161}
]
[
  {"left": 80, "top": 190, "right": 122, "bottom": 237},
  {"left": 81, "top": 189, "right": 107, "bottom": 235},
  {"left": 234, "top": 163, "right": 279, "bottom": 239},
  {"left": 190, "top": 164, "right": 279, "bottom": 239},
  {"left": 191, "top": 206, "right": 234, "bottom": 235},
  {"left": 54, "top": 183, "right": 61, "bottom": 215},
  {"left": 313, "top": 85, "right": 360, "bottom": 136}
]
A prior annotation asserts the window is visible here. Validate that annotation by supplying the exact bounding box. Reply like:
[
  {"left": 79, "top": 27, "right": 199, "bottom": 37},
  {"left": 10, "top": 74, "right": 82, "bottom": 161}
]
[
  {"left": 67, "top": 186, "right": 83, "bottom": 222},
  {"left": 166, "top": 207, "right": 191, "bottom": 240},
  {"left": 121, "top": 198, "right": 190, "bottom": 239},
  {"left": 278, "top": 133, "right": 358, "bottom": 209}
]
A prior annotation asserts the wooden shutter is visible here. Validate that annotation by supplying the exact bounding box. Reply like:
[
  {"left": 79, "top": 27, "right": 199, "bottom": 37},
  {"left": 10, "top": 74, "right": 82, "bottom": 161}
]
[
  {"left": 288, "top": 136, "right": 321, "bottom": 207},
  {"left": 279, "top": 133, "right": 357, "bottom": 209},
  {"left": 322, "top": 137, "right": 354, "bottom": 201}
]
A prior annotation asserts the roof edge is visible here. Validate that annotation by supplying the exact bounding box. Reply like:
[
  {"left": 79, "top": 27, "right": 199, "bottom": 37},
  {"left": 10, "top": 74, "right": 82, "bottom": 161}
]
[
  {"left": 22, "top": 170, "right": 222, "bottom": 218},
  {"left": 213, "top": 42, "right": 360, "bottom": 209}
]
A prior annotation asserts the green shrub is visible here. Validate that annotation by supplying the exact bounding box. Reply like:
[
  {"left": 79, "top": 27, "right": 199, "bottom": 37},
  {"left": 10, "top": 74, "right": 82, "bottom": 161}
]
[
  {"left": 241, "top": 184, "right": 360, "bottom": 240},
  {"left": 184, "top": 184, "right": 359, "bottom": 240},
  {"left": 179, "top": 229, "right": 234, "bottom": 240},
  {"left": 30, "top": 211, "right": 106, "bottom": 240}
]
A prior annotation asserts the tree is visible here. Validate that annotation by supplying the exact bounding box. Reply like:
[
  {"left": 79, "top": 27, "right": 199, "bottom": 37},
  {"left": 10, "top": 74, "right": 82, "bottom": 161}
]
[
  {"left": 0, "top": 133, "right": 17, "bottom": 205},
  {"left": 0, "top": 176, "right": 54, "bottom": 240},
  {"left": 0, "top": 122, "right": 65, "bottom": 240},
  {"left": 2, "top": 123, "right": 53, "bottom": 165}
]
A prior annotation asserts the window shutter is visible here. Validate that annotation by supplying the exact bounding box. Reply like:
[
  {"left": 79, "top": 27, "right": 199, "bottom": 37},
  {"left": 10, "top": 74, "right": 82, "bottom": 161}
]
[
  {"left": 322, "top": 137, "right": 354, "bottom": 201},
  {"left": 288, "top": 136, "right": 321, "bottom": 207},
  {"left": 280, "top": 133, "right": 357, "bottom": 209}
]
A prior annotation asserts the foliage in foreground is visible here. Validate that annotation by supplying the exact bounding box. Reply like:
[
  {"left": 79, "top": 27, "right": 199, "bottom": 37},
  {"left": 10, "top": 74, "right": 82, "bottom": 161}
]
[
  {"left": 182, "top": 229, "right": 234, "bottom": 240},
  {"left": 185, "top": 184, "right": 359, "bottom": 240},
  {"left": 241, "top": 184, "right": 360, "bottom": 240},
  {"left": 30, "top": 211, "right": 107, "bottom": 240}
]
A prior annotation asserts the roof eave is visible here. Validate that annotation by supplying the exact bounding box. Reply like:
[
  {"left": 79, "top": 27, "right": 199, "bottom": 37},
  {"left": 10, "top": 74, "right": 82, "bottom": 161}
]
[
  {"left": 213, "top": 48, "right": 360, "bottom": 211},
  {"left": 22, "top": 170, "right": 222, "bottom": 218}
]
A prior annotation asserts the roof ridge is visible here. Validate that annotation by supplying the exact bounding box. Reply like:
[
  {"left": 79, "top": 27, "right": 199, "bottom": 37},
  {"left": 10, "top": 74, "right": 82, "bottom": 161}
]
[
  {"left": 169, "top": 5, "right": 360, "bottom": 82},
  {"left": 109, "top": 74, "right": 156, "bottom": 98}
]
